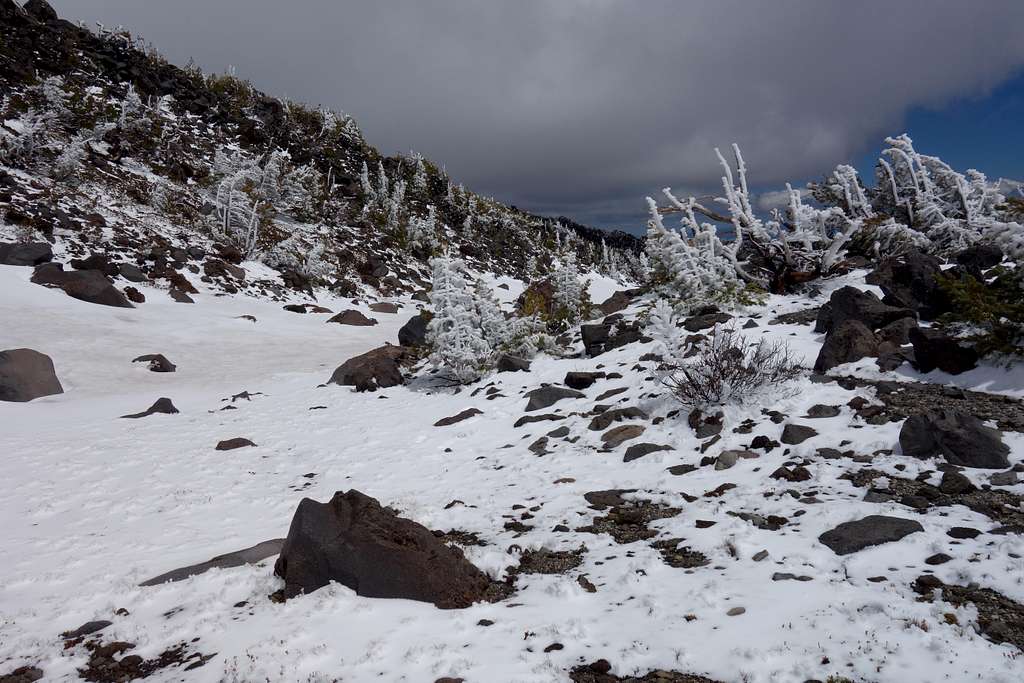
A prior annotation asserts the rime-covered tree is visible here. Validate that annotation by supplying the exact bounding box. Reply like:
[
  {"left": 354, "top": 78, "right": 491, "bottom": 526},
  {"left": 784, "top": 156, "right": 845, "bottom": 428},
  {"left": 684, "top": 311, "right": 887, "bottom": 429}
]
[{"left": 427, "top": 254, "right": 492, "bottom": 383}]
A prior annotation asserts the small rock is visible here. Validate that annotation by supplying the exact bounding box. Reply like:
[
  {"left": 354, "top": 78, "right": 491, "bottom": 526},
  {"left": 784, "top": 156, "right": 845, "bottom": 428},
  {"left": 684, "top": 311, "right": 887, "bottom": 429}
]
[
  {"left": 781, "top": 423, "right": 817, "bottom": 445},
  {"left": 726, "top": 606, "right": 746, "bottom": 616},
  {"left": 216, "top": 437, "right": 256, "bottom": 451},
  {"left": 818, "top": 515, "right": 924, "bottom": 555},
  {"left": 434, "top": 408, "right": 483, "bottom": 427}
]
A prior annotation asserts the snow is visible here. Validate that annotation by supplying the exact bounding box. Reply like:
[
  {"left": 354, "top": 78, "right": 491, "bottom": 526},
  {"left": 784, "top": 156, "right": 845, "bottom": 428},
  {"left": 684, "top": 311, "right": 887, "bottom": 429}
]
[{"left": 1, "top": 267, "right": 1023, "bottom": 682}]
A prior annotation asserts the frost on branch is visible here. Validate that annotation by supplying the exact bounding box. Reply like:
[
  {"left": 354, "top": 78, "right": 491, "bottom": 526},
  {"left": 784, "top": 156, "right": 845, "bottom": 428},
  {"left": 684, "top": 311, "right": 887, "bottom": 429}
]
[{"left": 426, "top": 254, "right": 492, "bottom": 384}]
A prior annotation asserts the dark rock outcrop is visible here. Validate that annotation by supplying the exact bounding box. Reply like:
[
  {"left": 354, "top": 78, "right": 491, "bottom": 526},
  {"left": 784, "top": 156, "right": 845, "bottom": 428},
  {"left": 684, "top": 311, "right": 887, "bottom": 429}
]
[
  {"left": 327, "top": 310, "right": 378, "bottom": 326},
  {"left": 31, "top": 263, "right": 133, "bottom": 308},
  {"left": 120, "top": 397, "right": 178, "bottom": 419},
  {"left": 398, "top": 313, "right": 430, "bottom": 348},
  {"left": 909, "top": 327, "right": 978, "bottom": 375},
  {"left": 866, "top": 249, "right": 949, "bottom": 320},
  {"left": 132, "top": 353, "right": 176, "bottom": 373},
  {"left": 813, "top": 319, "right": 877, "bottom": 372},
  {"left": 524, "top": 385, "right": 585, "bottom": 412},
  {"left": 273, "top": 490, "right": 494, "bottom": 607},
  {"left": 0, "top": 348, "right": 63, "bottom": 402},
  {"left": 496, "top": 355, "right": 530, "bottom": 373},
  {"left": 900, "top": 410, "right": 1010, "bottom": 469},
  {"left": 815, "top": 286, "right": 913, "bottom": 334},
  {"left": 564, "top": 371, "right": 604, "bottom": 390},
  {"left": 0, "top": 241, "right": 52, "bottom": 266}
]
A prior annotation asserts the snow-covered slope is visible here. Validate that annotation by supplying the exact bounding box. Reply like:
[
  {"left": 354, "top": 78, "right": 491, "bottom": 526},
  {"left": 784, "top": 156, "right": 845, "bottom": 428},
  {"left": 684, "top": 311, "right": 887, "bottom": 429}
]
[{"left": 2, "top": 265, "right": 1023, "bottom": 683}]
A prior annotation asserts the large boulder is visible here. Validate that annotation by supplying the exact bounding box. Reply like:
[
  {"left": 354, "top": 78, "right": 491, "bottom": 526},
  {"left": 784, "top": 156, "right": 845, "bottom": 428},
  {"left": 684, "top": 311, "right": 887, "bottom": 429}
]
[
  {"left": 0, "top": 348, "right": 63, "bottom": 402},
  {"left": 597, "top": 289, "right": 637, "bottom": 316},
  {"left": 813, "top": 320, "right": 877, "bottom": 372},
  {"left": 899, "top": 410, "right": 1010, "bottom": 469},
  {"left": 0, "top": 241, "right": 52, "bottom": 266},
  {"left": 273, "top": 490, "right": 493, "bottom": 607},
  {"left": 815, "top": 286, "right": 913, "bottom": 334},
  {"left": 955, "top": 243, "right": 1002, "bottom": 274},
  {"left": 818, "top": 515, "right": 923, "bottom": 555},
  {"left": 581, "top": 318, "right": 644, "bottom": 357},
  {"left": 329, "top": 345, "right": 409, "bottom": 391},
  {"left": 31, "top": 263, "right": 133, "bottom": 308},
  {"left": 909, "top": 327, "right": 978, "bottom": 375},
  {"left": 866, "top": 249, "right": 949, "bottom": 320},
  {"left": 398, "top": 312, "right": 430, "bottom": 347}
]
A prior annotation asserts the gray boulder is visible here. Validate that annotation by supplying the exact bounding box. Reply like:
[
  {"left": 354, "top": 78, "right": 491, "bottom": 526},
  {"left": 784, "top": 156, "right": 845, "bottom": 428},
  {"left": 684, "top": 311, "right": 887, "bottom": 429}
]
[
  {"left": 0, "top": 348, "right": 63, "bottom": 402},
  {"left": 140, "top": 539, "right": 285, "bottom": 586},
  {"left": 819, "top": 515, "right": 924, "bottom": 555},
  {"left": 899, "top": 410, "right": 1010, "bottom": 469},
  {"left": 327, "top": 310, "right": 378, "bottom": 326},
  {"left": 0, "top": 241, "right": 52, "bottom": 266}
]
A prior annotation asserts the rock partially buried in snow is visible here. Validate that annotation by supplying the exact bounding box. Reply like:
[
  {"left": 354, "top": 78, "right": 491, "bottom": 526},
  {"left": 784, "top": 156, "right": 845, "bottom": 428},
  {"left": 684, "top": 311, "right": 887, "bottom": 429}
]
[
  {"left": 327, "top": 310, "right": 378, "bottom": 326},
  {"left": 132, "top": 353, "right": 176, "bottom": 373},
  {"left": 216, "top": 437, "right": 256, "bottom": 450},
  {"left": 140, "top": 538, "right": 285, "bottom": 586},
  {"left": 601, "top": 424, "right": 645, "bottom": 448},
  {"left": 31, "top": 263, "right": 133, "bottom": 308},
  {"left": 273, "top": 489, "right": 494, "bottom": 607},
  {"left": 818, "top": 515, "right": 923, "bottom": 555},
  {"left": 120, "top": 397, "right": 178, "bottom": 419},
  {"left": 780, "top": 423, "right": 817, "bottom": 445},
  {"left": 496, "top": 355, "right": 530, "bottom": 373},
  {"left": 524, "top": 385, "right": 584, "bottom": 412},
  {"left": 899, "top": 410, "right": 1010, "bottom": 469},
  {"left": 0, "top": 348, "right": 63, "bottom": 402},
  {"left": 623, "top": 443, "right": 673, "bottom": 463},
  {"left": 909, "top": 327, "right": 978, "bottom": 375},
  {"left": 398, "top": 312, "right": 430, "bottom": 347},
  {"left": 564, "top": 371, "right": 604, "bottom": 390},
  {"left": 434, "top": 408, "right": 482, "bottom": 427},
  {"left": 369, "top": 302, "right": 400, "bottom": 314},
  {"left": 813, "top": 319, "right": 877, "bottom": 372},
  {"left": 329, "top": 345, "right": 409, "bottom": 392}
]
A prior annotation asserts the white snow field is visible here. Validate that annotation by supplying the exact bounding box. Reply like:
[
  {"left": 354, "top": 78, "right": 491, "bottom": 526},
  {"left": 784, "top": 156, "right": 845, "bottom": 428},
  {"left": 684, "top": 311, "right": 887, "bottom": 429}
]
[{"left": 2, "top": 265, "right": 1023, "bottom": 683}]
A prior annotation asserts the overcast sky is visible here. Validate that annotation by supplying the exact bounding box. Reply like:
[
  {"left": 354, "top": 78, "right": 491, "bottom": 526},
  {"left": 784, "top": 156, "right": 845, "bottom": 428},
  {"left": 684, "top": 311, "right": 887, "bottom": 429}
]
[{"left": 50, "top": 1, "right": 1024, "bottom": 233}]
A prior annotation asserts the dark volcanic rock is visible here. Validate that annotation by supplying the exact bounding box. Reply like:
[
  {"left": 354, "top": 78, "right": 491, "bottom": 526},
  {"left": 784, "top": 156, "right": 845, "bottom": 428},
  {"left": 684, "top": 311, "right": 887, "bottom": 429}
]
[
  {"left": 683, "top": 312, "right": 731, "bottom": 332},
  {"left": 132, "top": 353, "right": 176, "bottom": 373},
  {"left": 877, "top": 317, "right": 918, "bottom": 346},
  {"left": 120, "top": 397, "right": 178, "bottom": 419},
  {"left": 369, "top": 302, "right": 400, "bottom": 314},
  {"left": 0, "top": 666, "right": 44, "bottom": 683},
  {"left": 564, "top": 371, "right": 604, "bottom": 390},
  {"left": 31, "top": 263, "right": 133, "bottom": 308},
  {"left": 900, "top": 410, "right": 1010, "bottom": 469},
  {"left": 813, "top": 319, "right": 877, "bottom": 372},
  {"left": 524, "top": 385, "right": 585, "bottom": 412},
  {"left": 955, "top": 243, "right": 1002, "bottom": 274},
  {"left": 434, "top": 408, "right": 483, "bottom": 427},
  {"left": 866, "top": 249, "right": 949, "bottom": 319},
  {"left": 597, "top": 290, "right": 637, "bottom": 316},
  {"left": 327, "top": 310, "right": 378, "bottom": 326},
  {"left": 816, "top": 286, "right": 914, "bottom": 334},
  {"left": 329, "top": 345, "right": 409, "bottom": 391},
  {"left": 61, "top": 620, "right": 112, "bottom": 639},
  {"left": 781, "top": 423, "right": 817, "bottom": 445},
  {"left": 623, "top": 443, "right": 673, "bottom": 463},
  {"left": 140, "top": 539, "right": 285, "bottom": 586},
  {"left": 589, "top": 407, "right": 648, "bottom": 431},
  {"left": 818, "top": 515, "right": 923, "bottom": 555},
  {"left": 216, "top": 437, "right": 256, "bottom": 450},
  {"left": 496, "top": 355, "right": 530, "bottom": 373},
  {"left": 273, "top": 489, "right": 494, "bottom": 607},
  {"left": 0, "top": 348, "right": 63, "bottom": 402},
  {"left": 398, "top": 312, "right": 430, "bottom": 347},
  {"left": 909, "top": 327, "right": 978, "bottom": 375},
  {"left": 0, "top": 241, "right": 52, "bottom": 266}
]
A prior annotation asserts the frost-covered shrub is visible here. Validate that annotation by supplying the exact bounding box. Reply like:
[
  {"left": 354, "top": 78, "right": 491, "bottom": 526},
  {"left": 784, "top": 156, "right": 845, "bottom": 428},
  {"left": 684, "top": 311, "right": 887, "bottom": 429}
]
[
  {"left": 647, "top": 308, "right": 801, "bottom": 409},
  {"left": 426, "top": 254, "right": 492, "bottom": 384}
]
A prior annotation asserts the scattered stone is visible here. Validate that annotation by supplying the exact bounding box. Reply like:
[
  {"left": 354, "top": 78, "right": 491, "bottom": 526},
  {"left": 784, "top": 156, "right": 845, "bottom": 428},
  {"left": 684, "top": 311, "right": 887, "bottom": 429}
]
[
  {"left": 564, "top": 371, "right": 604, "bottom": 390},
  {"left": 990, "top": 471, "right": 1020, "bottom": 487},
  {"left": 652, "top": 538, "right": 709, "bottom": 568},
  {"left": 597, "top": 290, "right": 636, "bottom": 316},
  {"left": 0, "top": 666, "right": 43, "bottom": 682},
  {"left": 816, "top": 286, "right": 914, "bottom": 334},
  {"left": 61, "top": 620, "right": 112, "bottom": 639},
  {"left": 514, "top": 413, "right": 563, "bottom": 428},
  {"left": 434, "top": 408, "right": 483, "bottom": 427},
  {"left": 624, "top": 443, "right": 673, "bottom": 463},
  {"left": 913, "top": 576, "right": 1024, "bottom": 653},
  {"left": 524, "top": 385, "right": 585, "bottom": 412},
  {"left": 496, "top": 355, "right": 530, "bottom": 373},
  {"left": 123, "top": 286, "right": 145, "bottom": 303},
  {"left": 781, "top": 423, "right": 817, "bottom": 445},
  {"left": 770, "top": 307, "right": 821, "bottom": 326},
  {"left": 120, "top": 397, "right": 178, "bottom": 419},
  {"left": 771, "top": 465, "right": 812, "bottom": 482},
  {"left": 900, "top": 410, "right": 1010, "bottom": 469},
  {"left": 215, "top": 437, "right": 256, "bottom": 451},
  {"left": 947, "top": 527, "right": 981, "bottom": 540},
  {"left": 569, "top": 661, "right": 723, "bottom": 683},
  {"left": 511, "top": 546, "right": 585, "bottom": 576},
  {"left": 772, "top": 572, "right": 812, "bottom": 582},
  {"left": 667, "top": 464, "right": 698, "bottom": 476},
  {"left": 938, "top": 470, "right": 975, "bottom": 495},
  {"left": 726, "top": 606, "right": 746, "bottom": 616},
  {"left": 601, "top": 424, "right": 645, "bottom": 448},
  {"left": 273, "top": 490, "right": 498, "bottom": 607},
  {"left": 925, "top": 552, "right": 952, "bottom": 565},
  {"left": 751, "top": 549, "right": 769, "bottom": 562},
  {"left": 818, "top": 515, "right": 924, "bottom": 555},
  {"left": 0, "top": 348, "right": 63, "bottom": 402},
  {"left": 369, "top": 302, "right": 400, "bottom": 314},
  {"left": 866, "top": 249, "right": 949, "bottom": 319},
  {"left": 804, "top": 404, "right": 840, "bottom": 418},
  {"left": 589, "top": 407, "right": 648, "bottom": 431},
  {"left": 877, "top": 317, "right": 918, "bottom": 346},
  {"left": 715, "top": 451, "right": 739, "bottom": 470},
  {"left": 168, "top": 287, "right": 194, "bottom": 303},
  {"left": 132, "top": 353, "right": 176, "bottom": 373}
]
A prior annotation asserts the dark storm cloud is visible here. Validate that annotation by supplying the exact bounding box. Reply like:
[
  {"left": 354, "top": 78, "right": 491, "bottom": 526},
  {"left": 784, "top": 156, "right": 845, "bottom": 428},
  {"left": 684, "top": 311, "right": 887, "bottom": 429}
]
[{"left": 50, "top": 1, "right": 1024, "bottom": 231}]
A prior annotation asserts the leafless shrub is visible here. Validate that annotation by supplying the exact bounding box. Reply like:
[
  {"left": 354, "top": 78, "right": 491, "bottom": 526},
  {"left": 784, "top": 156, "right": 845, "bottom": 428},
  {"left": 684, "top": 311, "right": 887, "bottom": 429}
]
[{"left": 659, "top": 325, "right": 802, "bottom": 408}]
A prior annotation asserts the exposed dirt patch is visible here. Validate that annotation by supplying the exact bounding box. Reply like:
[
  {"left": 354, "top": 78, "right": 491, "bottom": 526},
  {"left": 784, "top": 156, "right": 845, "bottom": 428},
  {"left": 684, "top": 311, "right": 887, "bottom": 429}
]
[
  {"left": 651, "top": 538, "right": 710, "bottom": 568},
  {"left": 510, "top": 546, "right": 586, "bottom": 578},
  {"left": 570, "top": 660, "right": 723, "bottom": 682},
  {"left": 914, "top": 575, "right": 1024, "bottom": 653},
  {"left": 76, "top": 639, "right": 215, "bottom": 682},
  {"left": 577, "top": 496, "right": 682, "bottom": 544}
]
